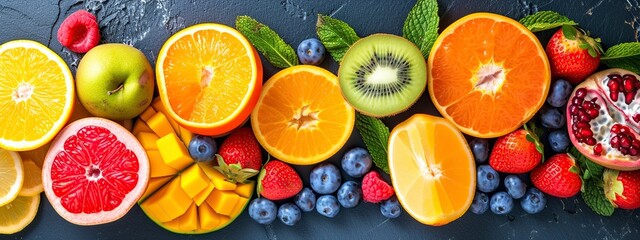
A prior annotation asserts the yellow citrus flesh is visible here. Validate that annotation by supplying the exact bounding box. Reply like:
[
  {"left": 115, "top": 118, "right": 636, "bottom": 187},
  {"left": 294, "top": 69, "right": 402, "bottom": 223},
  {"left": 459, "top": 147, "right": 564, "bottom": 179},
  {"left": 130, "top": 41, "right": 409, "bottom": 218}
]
[
  {"left": 18, "top": 159, "right": 43, "bottom": 197},
  {"left": 0, "top": 195, "right": 40, "bottom": 234},
  {"left": 0, "top": 148, "right": 23, "bottom": 206},
  {"left": 388, "top": 114, "right": 475, "bottom": 226}
]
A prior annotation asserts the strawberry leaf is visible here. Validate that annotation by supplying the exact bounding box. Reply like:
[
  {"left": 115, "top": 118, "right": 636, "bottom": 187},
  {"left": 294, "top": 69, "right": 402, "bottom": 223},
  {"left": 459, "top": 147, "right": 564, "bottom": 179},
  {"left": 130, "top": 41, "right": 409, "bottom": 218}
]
[
  {"left": 562, "top": 25, "right": 577, "bottom": 40},
  {"left": 569, "top": 165, "right": 580, "bottom": 174},
  {"left": 524, "top": 122, "right": 545, "bottom": 161},
  {"left": 213, "top": 154, "right": 259, "bottom": 184}
]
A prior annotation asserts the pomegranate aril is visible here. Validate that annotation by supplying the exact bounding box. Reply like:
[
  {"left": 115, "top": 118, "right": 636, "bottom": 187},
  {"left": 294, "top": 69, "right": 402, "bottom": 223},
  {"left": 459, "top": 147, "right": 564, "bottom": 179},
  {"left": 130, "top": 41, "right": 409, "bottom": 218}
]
[
  {"left": 586, "top": 137, "right": 597, "bottom": 146},
  {"left": 621, "top": 148, "right": 629, "bottom": 155},
  {"left": 594, "top": 143, "right": 603, "bottom": 156},
  {"left": 611, "top": 91, "right": 619, "bottom": 102},
  {"left": 576, "top": 88, "right": 587, "bottom": 98},
  {"left": 624, "top": 92, "right": 635, "bottom": 104},
  {"left": 582, "top": 101, "right": 593, "bottom": 109},
  {"left": 623, "top": 78, "right": 635, "bottom": 92},
  {"left": 572, "top": 97, "right": 583, "bottom": 105},
  {"left": 634, "top": 114, "right": 640, "bottom": 123},
  {"left": 569, "top": 104, "right": 579, "bottom": 114},
  {"left": 631, "top": 147, "right": 639, "bottom": 156},
  {"left": 579, "top": 128, "right": 593, "bottom": 138},
  {"left": 611, "top": 124, "right": 622, "bottom": 134},
  {"left": 587, "top": 108, "right": 599, "bottom": 118},
  {"left": 611, "top": 136, "right": 620, "bottom": 148},
  {"left": 621, "top": 137, "right": 631, "bottom": 148},
  {"left": 576, "top": 122, "right": 590, "bottom": 129}
]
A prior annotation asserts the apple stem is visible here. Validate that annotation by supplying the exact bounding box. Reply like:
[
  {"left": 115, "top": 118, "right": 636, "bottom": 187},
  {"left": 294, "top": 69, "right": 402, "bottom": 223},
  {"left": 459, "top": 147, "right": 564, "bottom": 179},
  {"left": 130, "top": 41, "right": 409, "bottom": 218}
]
[{"left": 108, "top": 83, "right": 124, "bottom": 95}]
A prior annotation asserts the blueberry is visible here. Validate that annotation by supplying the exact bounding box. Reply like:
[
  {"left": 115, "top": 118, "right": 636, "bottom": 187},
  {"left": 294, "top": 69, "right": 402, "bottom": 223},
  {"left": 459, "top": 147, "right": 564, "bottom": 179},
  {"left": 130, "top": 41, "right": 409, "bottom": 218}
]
[
  {"left": 469, "top": 138, "right": 489, "bottom": 163},
  {"left": 297, "top": 38, "right": 325, "bottom": 65},
  {"left": 477, "top": 165, "right": 500, "bottom": 193},
  {"left": 277, "top": 203, "right": 302, "bottom": 226},
  {"left": 316, "top": 195, "right": 340, "bottom": 218},
  {"left": 504, "top": 175, "right": 526, "bottom": 199},
  {"left": 248, "top": 198, "right": 277, "bottom": 224},
  {"left": 549, "top": 130, "right": 571, "bottom": 152},
  {"left": 470, "top": 192, "right": 490, "bottom": 214},
  {"left": 337, "top": 181, "right": 361, "bottom": 208},
  {"left": 540, "top": 107, "right": 565, "bottom": 129},
  {"left": 490, "top": 191, "right": 514, "bottom": 215},
  {"left": 294, "top": 187, "right": 316, "bottom": 212},
  {"left": 310, "top": 163, "right": 341, "bottom": 194},
  {"left": 547, "top": 79, "right": 573, "bottom": 107},
  {"left": 188, "top": 135, "right": 217, "bottom": 162},
  {"left": 341, "top": 147, "right": 373, "bottom": 178},
  {"left": 380, "top": 196, "right": 402, "bottom": 218},
  {"left": 521, "top": 187, "right": 546, "bottom": 214}
]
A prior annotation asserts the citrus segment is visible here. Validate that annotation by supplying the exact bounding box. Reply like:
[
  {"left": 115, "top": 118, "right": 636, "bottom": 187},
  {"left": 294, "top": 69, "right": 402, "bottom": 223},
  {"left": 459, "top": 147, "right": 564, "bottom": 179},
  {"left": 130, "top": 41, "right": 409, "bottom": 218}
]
[
  {"left": 0, "top": 149, "right": 23, "bottom": 206},
  {"left": 428, "top": 13, "right": 550, "bottom": 138},
  {"left": 388, "top": 114, "right": 475, "bottom": 226},
  {"left": 0, "top": 40, "right": 75, "bottom": 151},
  {"left": 0, "top": 195, "right": 40, "bottom": 234},
  {"left": 251, "top": 65, "right": 355, "bottom": 165},
  {"left": 156, "top": 23, "right": 262, "bottom": 136},
  {"left": 18, "top": 159, "right": 43, "bottom": 197}
]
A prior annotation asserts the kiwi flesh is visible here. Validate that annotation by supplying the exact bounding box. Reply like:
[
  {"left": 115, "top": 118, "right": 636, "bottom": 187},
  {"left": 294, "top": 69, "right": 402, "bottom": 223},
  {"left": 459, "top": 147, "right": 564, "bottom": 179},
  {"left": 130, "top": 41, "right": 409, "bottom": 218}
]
[{"left": 338, "top": 34, "right": 427, "bottom": 117}]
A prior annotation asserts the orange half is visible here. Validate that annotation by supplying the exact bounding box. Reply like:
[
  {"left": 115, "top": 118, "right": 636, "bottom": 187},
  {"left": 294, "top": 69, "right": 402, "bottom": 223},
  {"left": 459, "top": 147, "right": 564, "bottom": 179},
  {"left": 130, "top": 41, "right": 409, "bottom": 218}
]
[
  {"left": 156, "top": 23, "right": 263, "bottom": 136},
  {"left": 428, "top": 13, "right": 550, "bottom": 138}
]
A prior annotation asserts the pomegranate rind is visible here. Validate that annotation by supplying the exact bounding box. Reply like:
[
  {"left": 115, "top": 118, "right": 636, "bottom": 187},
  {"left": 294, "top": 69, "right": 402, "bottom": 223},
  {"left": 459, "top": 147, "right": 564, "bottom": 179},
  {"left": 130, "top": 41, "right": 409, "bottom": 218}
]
[
  {"left": 42, "top": 117, "right": 150, "bottom": 225},
  {"left": 567, "top": 69, "right": 640, "bottom": 171}
]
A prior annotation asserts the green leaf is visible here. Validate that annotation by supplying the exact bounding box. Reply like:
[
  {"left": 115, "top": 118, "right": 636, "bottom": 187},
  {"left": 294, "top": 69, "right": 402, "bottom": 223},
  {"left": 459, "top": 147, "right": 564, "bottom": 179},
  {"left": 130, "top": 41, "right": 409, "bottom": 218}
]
[
  {"left": 402, "top": 0, "right": 439, "bottom": 59},
  {"left": 584, "top": 169, "right": 592, "bottom": 180},
  {"left": 562, "top": 25, "right": 577, "bottom": 40},
  {"left": 519, "top": 10, "right": 578, "bottom": 32},
  {"left": 236, "top": 16, "right": 298, "bottom": 68},
  {"left": 316, "top": 14, "right": 360, "bottom": 63},
  {"left": 570, "top": 147, "right": 604, "bottom": 178},
  {"left": 601, "top": 42, "right": 640, "bottom": 74},
  {"left": 582, "top": 178, "right": 615, "bottom": 216},
  {"left": 355, "top": 112, "right": 390, "bottom": 173}
]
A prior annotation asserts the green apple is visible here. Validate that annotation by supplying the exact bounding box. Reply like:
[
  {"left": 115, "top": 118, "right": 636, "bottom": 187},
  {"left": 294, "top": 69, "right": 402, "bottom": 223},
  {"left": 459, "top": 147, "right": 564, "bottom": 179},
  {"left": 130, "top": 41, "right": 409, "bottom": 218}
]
[{"left": 76, "top": 43, "right": 155, "bottom": 120}]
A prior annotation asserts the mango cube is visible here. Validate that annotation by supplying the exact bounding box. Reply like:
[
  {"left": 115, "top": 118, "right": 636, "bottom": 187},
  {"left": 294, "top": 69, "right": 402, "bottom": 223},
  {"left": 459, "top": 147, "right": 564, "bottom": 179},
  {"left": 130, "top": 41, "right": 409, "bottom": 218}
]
[
  {"left": 157, "top": 133, "right": 193, "bottom": 170},
  {"left": 198, "top": 203, "right": 222, "bottom": 230},
  {"left": 152, "top": 99, "right": 181, "bottom": 136},
  {"left": 147, "top": 150, "right": 178, "bottom": 178},
  {"left": 136, "top": 132, "right": 159, "bottom": 150},
  {"left": 229, "top": 196, "right": 249, "bottom": 217},
  {"left": 142, "top": 176, "right": 192, "bottom": 222},
  {"left": 147, "top": 112, "right": 175, "bottom": 138},
  {"left": 181, "top": 164, "right": 210, "bottom": 199},
  {"left": 179, "top": 126, "right": 193, "bottom": 146},
  {"left": 205, "top": 189, "right": 239, "bottom": 216},
  {"left": 234, "top": 181, "right": 255, "bottom": 198},
  {"left": 139, "top": 107, "right": 157, "bottom": 122},
  {"left": 194, "top": 182, "right": 215, "bottom": 206},
  {"left": 141, "top": 176, "right": 172, "bottom": 200},
  {"left": 197, "top": 162, "right": 237, "bottom": 191},
  {"left": 132, "top": 120, "right": 153, "bottom": 135}
]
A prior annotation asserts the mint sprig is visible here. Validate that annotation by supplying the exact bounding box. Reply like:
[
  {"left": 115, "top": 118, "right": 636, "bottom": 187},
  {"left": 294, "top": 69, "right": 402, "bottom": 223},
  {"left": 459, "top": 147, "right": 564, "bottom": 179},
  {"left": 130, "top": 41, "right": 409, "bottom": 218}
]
[
  {"left": 402, "top": 0, "right": 439, "bottom": 59},
  {"left": 316, "top": 14, "right": 360, "bottom": 63},
  {"left": 235, "top": 16, "right": 298, "bottom": 68},
  {"left": 355, "top": 112, "right": 390, "bottom": 174},
  {"left": 519, "top": 10, "right": 577, "bottom": 32},
  {"left": 602, "top": 42, "right": 640, "bottom": 74},
  {"left": 570, "top": 147, "right": 614, "bottom": 216}
]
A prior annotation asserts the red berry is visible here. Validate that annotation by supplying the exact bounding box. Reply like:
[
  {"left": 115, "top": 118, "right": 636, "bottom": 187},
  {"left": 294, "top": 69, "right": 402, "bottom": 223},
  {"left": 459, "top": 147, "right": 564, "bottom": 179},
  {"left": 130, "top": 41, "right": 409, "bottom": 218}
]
[
  {"left": 218, "top": 128, "right": 262, "bottom": 171},
  {"left": 361, "top": 171, "right": 394, "bottom": 203},
  {"left": 258, "top": 160, "right": 302, "bottom": 201},
  {"left": 530, "top": 153, "right": 582, "bottom": 198},
  {"left": 545, "top": 26, "right": 601, "bottom": 84},
  {"left": 604, "top": 169, "right": 640, "bottom": 210},
  {"left": 57, "top": 10, "right": 101, "bottom": 53},
  {"left": 489, "top": 129, "right": 542, "bottom": 174}
]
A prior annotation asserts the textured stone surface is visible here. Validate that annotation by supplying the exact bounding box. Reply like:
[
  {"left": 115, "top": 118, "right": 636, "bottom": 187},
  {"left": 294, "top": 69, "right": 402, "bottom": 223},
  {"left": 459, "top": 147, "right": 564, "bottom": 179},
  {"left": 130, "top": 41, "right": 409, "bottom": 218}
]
[{"left": 1, "top": 0, "right": 640, "bottom": 239}]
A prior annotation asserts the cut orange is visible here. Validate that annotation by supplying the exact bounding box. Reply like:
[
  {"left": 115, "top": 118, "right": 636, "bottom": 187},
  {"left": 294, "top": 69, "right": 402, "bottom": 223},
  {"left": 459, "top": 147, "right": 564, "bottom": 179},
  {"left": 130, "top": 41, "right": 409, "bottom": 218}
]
[
  {"left": 0, "top": 148, "right": 23, "bottom": 206},
  {"left": 251, "top": 65, "right": 355, "bottom": 165},
  {"left": 0, "top": 40, "right": 75, "bottom": 150},
  {"left": 388, "top": 114, "right": 475, "bottom": 226},
  {"left": 156, "top": 23, "right": 263, "bottom": 136},
  {"left": 428, "top": 13, "right": 550, "bottom": 138},
  {"left": 0, "top": 195, "right": 40, "bottom": 234},
  {"left": 18, "top": 159, "right": 43, "bottom": 197}
]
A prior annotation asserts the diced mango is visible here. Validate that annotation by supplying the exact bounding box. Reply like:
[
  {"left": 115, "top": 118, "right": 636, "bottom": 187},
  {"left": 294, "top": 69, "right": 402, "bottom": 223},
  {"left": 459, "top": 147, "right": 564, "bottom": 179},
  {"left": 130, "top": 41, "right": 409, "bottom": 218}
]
[
  {"left": 152, "top": 99, "right": 181, "bottom": 136},
  {"left": 142, "top": 176, "right": 192, "bottom": 222},
  {"left": 197, "top": 162, "right": 237, "bottom": 191},
  {"left": 136, "top": 132, "right": 159, "bottom": 150},
  {"left": 162, "top": 217, "right": 181, "bottom": 232},
  {"left": 157, "top": 133, "right": 193, "bottom": 170},
  {"left": 178, "top": 203, "right": 199, "bottom": 232},
  {"left": 218, "top": 215, "right": 231, "bottom": 227},
  {"left": 147, "top": 150, "right": 178, "bottom": 178},
  {"left": 234, "top": 181, "right": 255, "bottom": 198},
  {"left": 147, "top": 112, "right": 175, "bottom": 138},
  {"left": 141, "top": 176, "right": 173, "bottom": 201},
  {"left": 198, "top": 203, "right": 221, "bottom": 230},
  {"left": 140, "top": 184, "right": 169, "bottom": 221},
  {"left": 206, "top": 189, "right": 239, "bottom": 216},
  {"left": 139, "top": 107, "right": 157, "bottom": 122},
  {"left": 229, "top": 196, "right": 249, "bottom": 217},
  {"left": 181, "top": 164, "right": 210, "bottom": 199},
  {"left": 132, "top": 120, "right": 153, "bottom": 135},
  {"left": 179, "top": 126, "right": 193, "bottom": 146},
  {"left": 194, "top": 182, "right": 215, "bottom": 206}
]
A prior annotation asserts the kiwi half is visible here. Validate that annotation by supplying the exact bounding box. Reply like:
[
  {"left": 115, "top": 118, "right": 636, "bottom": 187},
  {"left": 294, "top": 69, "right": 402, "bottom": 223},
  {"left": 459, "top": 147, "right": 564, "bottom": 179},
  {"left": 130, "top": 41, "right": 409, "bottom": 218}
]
[{"left": 338, "top": 34, "right": 427, "bottom": 117}]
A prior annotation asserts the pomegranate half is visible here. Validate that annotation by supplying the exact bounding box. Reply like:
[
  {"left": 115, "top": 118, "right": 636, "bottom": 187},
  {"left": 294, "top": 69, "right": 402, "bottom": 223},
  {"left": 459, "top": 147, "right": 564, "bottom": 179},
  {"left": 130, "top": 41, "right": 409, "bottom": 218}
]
[{"left": 566, "top": 69, "right": 640, "bottom": 170}]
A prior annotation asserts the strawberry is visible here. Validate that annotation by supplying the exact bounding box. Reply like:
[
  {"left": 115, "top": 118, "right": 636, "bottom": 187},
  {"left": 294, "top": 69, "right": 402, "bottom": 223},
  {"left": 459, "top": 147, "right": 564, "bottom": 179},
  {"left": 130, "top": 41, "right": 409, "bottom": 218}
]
[
  {"left": 57, "top": 10, "right": 101, "bottom": 53},
  {"left": 546, "top": 25, "right": 603, "bottom": 84},
  {"left": 214, "top": 128, "right": 262, "bottom": 183},
  {"left": 361, "top": 171, "right": 394, "bottom": 203},
  {"left": 488, "top": 124, "right": 543, "bottom": 174},
  {"left": 603, "top": 169, "right": 640, "bottom": 210},
  {"left": 530, "top": 153, "right": 582, "bottom": 198},
  {"left": 257, "top": 160, "right": 303, "bottom": 201}
]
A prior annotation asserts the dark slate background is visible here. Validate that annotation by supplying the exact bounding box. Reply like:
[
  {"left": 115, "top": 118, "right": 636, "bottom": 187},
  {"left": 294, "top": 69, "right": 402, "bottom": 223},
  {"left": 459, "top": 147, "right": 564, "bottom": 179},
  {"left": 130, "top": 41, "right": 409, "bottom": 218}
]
[{"left": 1, "top": 0, "right": 639, "bottom": 239}]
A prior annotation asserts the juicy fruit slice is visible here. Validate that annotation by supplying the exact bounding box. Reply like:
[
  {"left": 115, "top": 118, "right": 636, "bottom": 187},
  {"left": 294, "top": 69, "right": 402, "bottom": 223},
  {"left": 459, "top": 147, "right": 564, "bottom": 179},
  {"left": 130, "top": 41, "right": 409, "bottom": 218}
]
[
  {"left": 0, "top": 195, "right": 40, "bottom": 234},
  {"left": 135, "top": 107, "right": 254, "bottom": 234},
  {"left": 156, "top": 23, "right": 263, "bottom": 136},
  {"left": 428, "top": 13, "right": 550, "bottom": 138},
  {"left": 42, "top": 117, "right": 150, "bottom": 225},
  {"left": 251, "top": 65, "right": 355, "bottom": 165},
  {"left": 18, "top": 159, "right": 43, "bottom": 197},
  {"left": 338, "top": 34, "right": 427, "bottom": 117},
  {"left": 388, "top": 114, "right": 475, "bottom": 226},
  {"left": 0, "top": 149, "right": 23, "bottom": 206},
  {"left": 566, "top": 69, "right": 640, "bottom": 170},
  {"left": 0, "top": 40, "right": 75, "bottom": 151}
]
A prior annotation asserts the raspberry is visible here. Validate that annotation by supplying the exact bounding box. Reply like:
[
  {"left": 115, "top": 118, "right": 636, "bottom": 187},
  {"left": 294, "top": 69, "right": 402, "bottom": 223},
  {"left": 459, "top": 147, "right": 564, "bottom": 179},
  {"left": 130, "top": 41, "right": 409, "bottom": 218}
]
[
  {"left": 361, "top": 171, "right": 394, "bottom": 203},
  {"left": 57, "top": 10, "right": 101, "bottom": 53}
]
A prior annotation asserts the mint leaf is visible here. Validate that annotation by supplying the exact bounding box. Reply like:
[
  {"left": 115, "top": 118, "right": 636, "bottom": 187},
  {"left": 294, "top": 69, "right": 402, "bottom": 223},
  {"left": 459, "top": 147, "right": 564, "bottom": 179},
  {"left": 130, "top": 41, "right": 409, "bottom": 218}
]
[
  {"left": 402, "top": 0, "right": 439, "bottom": 59},
  {"left": 316, "top": 14, "right": 360, "bottom": 63},
  {"left": 355, "top": 112, "right": 390, "bottom": 173},
  {"left": 601, "top": 42, "right": 640, "bottom": 74},
  {"left": 582, "top": 178, "right": 615, "bottom": 216},
  {"left": 570, "top": 147, "right": 604, "bottom": 179},
  {"left": 519, "top": 11, "right": 577, "bottom": 32},
  {"left": 236, "top": 16, "right": 298, "bottom": 68}
]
